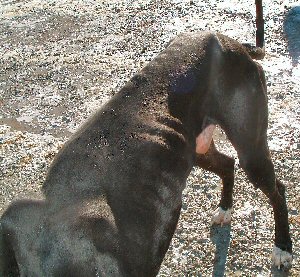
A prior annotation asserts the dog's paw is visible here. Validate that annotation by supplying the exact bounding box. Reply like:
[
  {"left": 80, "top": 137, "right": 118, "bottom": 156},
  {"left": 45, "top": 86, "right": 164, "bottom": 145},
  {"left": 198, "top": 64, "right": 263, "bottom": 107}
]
[
  {"left": 211, "top": 207, "right": 232, "bottom": 226},
  {"left": 272, "top": 245, "right": 293, "bottom": 270}
]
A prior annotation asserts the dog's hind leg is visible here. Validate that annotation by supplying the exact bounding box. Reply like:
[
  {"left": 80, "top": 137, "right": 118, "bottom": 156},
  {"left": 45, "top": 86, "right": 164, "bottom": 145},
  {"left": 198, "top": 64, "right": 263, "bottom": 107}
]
[
  {"left": 195, "top": 140, "right": 235, "bottom": 225},
  {"left": 220, "top": 105, "right": 293, "bottom": 269},
  {"left": 220, "top": 111, "right": 293, "bottom": 269},
  {"left": 235, "top": 139, "right": 292, "bottom": 269},
  {"left": 210, "top": 59, "right": 293, "bottom": 269}
]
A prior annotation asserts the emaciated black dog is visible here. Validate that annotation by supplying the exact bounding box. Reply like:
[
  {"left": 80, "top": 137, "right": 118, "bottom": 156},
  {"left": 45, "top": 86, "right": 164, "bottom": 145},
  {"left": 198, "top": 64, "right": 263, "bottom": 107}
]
[{"left": 0, "top": 32, "right": 293, "bottom": 276}]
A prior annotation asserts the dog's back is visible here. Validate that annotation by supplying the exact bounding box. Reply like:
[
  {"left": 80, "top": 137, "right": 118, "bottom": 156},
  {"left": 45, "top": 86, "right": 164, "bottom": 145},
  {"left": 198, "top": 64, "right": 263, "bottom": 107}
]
[{"left": 41, "top": 31, "right": 228, "bottom": 203}]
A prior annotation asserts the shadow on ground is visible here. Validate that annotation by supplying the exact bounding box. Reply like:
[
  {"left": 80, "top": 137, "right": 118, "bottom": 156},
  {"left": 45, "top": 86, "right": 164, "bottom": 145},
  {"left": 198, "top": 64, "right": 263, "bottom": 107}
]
[
  {"left": 210, "top": 224, "right": 294, "bottom": 276},
  {"left": 210, "top": 224, "right": 231, "bottom": 277}
]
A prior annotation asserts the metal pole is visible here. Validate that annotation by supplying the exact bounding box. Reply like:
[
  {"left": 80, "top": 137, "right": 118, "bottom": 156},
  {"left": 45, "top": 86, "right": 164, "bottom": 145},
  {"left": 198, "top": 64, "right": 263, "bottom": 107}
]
[{"left": 255, "top": 0, "right": 264, "bottom": 48}]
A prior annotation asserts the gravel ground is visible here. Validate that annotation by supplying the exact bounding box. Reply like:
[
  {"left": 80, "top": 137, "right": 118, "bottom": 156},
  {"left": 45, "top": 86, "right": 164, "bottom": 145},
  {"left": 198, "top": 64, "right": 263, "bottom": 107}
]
[{"left": 0, "top": 0, "right": 299, "bottom": 276}]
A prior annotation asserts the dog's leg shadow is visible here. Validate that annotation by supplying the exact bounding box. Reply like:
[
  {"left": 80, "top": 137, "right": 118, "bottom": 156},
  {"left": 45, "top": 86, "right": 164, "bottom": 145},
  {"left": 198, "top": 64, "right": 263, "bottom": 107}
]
[
  {"left": 270, "top": 265, "right": 291, "bottom": 277},
  {"left": 210, "top": 224, "right": 231, "bottom": 277}
]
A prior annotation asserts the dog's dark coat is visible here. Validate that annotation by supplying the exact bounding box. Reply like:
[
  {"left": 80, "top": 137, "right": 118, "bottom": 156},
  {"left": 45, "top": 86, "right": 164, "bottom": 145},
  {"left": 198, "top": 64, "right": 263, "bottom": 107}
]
[{"left": 0, "top": 32, "right": 292, "bottom": 276}]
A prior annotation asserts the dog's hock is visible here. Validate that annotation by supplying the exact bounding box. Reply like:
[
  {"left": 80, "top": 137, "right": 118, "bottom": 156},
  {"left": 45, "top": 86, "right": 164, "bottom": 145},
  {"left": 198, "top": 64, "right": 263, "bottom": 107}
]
[
  {"left": 196, "top": 124, "right": 216, "bottom": 154},
  {"left": 272, "top": 245, "right": 293, "bottom": 270},
  {"left": 211, "top": 207, "right": 232, "bottom": 226}
]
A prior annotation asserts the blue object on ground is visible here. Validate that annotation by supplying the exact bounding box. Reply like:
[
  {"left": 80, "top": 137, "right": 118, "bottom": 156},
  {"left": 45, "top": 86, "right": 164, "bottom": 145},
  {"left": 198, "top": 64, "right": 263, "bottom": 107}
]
[{"left": 284, "top": 6, "right": 300, "bottom": 66}]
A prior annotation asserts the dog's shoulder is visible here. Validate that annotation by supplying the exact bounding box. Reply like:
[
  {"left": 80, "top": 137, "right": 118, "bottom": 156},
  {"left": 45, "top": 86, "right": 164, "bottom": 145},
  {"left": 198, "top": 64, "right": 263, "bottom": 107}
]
[{"left": 1, "top": 199, "right": 45, "bottom": 227}]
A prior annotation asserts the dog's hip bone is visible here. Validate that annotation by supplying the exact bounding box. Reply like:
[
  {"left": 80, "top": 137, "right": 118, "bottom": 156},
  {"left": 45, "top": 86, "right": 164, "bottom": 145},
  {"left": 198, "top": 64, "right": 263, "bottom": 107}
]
[
  {"left": 272, "top": 245, "right": 293, "bottom": 270},
  {"left": 211, "top": 207, "right": 232, "bottom": 226},
  {"left": 196, "top": 124, "right": 216, "bottom": 154}
]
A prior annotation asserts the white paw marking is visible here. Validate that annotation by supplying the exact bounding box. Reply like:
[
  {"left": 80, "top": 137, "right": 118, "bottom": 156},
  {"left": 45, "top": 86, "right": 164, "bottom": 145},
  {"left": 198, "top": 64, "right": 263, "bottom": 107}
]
[
  {"left": 211, "top": 207, "right": 232, "bottom": 226},
  {"left": 272, "top": 245, "right": 293, "bottom": 270}
]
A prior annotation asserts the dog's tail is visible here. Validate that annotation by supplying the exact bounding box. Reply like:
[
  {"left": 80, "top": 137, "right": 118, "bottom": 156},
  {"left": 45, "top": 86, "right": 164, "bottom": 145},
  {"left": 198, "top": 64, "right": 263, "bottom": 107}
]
[
  {"left": 242, "top": 43, "right": 265, "bottom": 60},
  {"left": 243, "top": 0, "right": 265, "bottom": 60}
]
